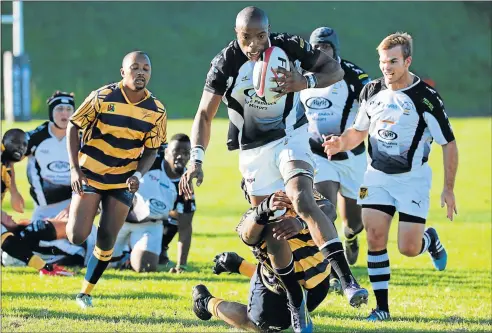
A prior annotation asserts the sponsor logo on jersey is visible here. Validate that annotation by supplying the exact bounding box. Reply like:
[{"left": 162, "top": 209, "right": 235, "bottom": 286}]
[
  {"left": 422, "top": 98, "right": 434, "bottom": 111},
  {"left": 159, "top": 182, "right": 169, "bottom": 189},
  {"left": 306, "top": 97, "right": 333, "bottom": 110},
  {"left": 149, "top": 198, "right": 167, "bottom": 213},
  {"left": 386, "top": 104, "right": 398, "bottom": 110},
  {"left": 107, "top": 103, "right": 115, "bottom": 112},
  {"left": 378, "top": 129, "right": 398, "bottom": 140},
  {"left": 358, "top": 74, "right": 368, "bottom": 80},
  {"left": 401, "top": 101, "right": 413, "bottom": 115},
  {"left": 47, "top": 161, "right": 70, "bottom": 173},
  {"left": 359, "top": 187, "right": 368, "bottom": 199},
  {"left": 39, "top": 149, "right": 50, "bottom": 154}
]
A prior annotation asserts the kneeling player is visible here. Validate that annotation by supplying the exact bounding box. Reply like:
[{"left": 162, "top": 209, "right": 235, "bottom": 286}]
[
  {"left": 112, "top": 134, "right": 195, "bottom": 272},
  {"left": 192, "top": 187, "right": 336, "bottom": 332},
  {"left": 1, "top": 129, "right": 73, "bottom": 276}
]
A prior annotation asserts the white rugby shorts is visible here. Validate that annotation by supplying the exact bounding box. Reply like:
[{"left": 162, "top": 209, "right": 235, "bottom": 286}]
[
  {"left": 357, "top": 163, "right": 432, "bottom": 219},
  {"left": 239, "top": 125, "right": 315, "bottom": 196},
  {"left": 113, "top": 221, "right": 163, "bottom": 257},
  {"left": 313, "top": 152, "right": 366, "bottom": 200}
]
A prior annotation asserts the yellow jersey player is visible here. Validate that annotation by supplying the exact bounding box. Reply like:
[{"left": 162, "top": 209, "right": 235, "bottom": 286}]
[{"left": 65, "top": 51, "right": 167, "bottom": 309}]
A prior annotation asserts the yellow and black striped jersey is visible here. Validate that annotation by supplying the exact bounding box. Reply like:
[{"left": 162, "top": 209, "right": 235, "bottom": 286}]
[
  {"left": 70, "top": 81, "right": 168, "bottom": 190},
  {"left": 253, "top": 228, "right": 330, "bottom": 290},
  {"left": 1, "top": 160, "right": 12, "bottom": 202}
]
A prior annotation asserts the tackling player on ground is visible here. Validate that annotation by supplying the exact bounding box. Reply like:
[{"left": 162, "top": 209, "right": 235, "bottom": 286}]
[
  {"left": 180, "top": 7, "right": 368, "bottom": 330},
  {"left": 66, "top": 51, "right": 167, "bottom": 308},
  {"left": 323, "top": 32, "right": 458, "bottom": 321}
]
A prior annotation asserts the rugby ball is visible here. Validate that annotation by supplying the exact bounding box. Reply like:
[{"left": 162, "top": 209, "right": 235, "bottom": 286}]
[{"left": 253, "top": 46, "right": 291, "bottom": 104}]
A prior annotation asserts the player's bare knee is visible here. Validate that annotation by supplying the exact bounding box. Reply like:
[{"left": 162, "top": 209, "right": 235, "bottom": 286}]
[
  {"left": 291, "top": 189, "right": 317, "bottom": 218},
  {"left": 66, "top": 229, "right": 87, "bottom": 245},
  {"left": 398, "top": 241, "right": 420, "bottom": 257},
  {"left": 365, "top": 227, "right": 387, "bottom": 248}
]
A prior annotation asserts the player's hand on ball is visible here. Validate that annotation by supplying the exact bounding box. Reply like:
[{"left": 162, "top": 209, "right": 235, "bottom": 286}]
[
  {"left": 322, "top": 134, "right": 342, "bottom": 159},
  {"left": 269, "top": 66, "right": 306, "bottom": 99},
  {"left": 272, "top": 216, "right": 303, "bottom": 240},
  {"left": 126, "top": 176, "right": 140, "bottom": 193},
  {"left": 179, "top": 163, "right": 204, "bottom": 200},
  {"left": 441, "top": 188, "right": 458, "bottom": 221}
]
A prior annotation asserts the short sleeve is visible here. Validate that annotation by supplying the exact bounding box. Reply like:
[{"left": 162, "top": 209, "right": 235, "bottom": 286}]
[
  {"left": 422, "top": 92, "right": 455, "bottom": 145},
  {"left": 352, "top": 85, "right": 371, "bottom": 131},
  {"left": 144, "top": 109, "right": 167, "bottom": 149},
  {"left": 273, "top": 33, "right": 321, "bottom": 71},
  {"left": 70, "top": 90, "right": 100, "bottom": 129},
  {"left": 204, "top": 49, "right": 231, "bottom": 96}
]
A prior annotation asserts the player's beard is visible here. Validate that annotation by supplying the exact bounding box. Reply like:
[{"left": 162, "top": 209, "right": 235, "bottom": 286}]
[{"left": 3, "top": 150, "right": 23, "bottom": 162}]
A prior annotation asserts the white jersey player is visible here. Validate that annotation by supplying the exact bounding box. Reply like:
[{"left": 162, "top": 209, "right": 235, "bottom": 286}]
[
  {"left": 113, "top": 134, "right": 196, "bottom": 273},
  {"left": 300, "top": 27, "right": 371, "bottom": 267},
  {"left": 323, "top": 32, "right": 458, "bottom": 322}
]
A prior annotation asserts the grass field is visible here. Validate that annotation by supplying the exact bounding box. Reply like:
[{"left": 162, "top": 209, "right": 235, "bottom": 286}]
[{"left": 1, "top": 118, "right": 491, "bottom": 332}]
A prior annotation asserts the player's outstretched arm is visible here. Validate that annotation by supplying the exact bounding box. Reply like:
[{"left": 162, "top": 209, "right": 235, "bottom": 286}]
[
  {"left": 441, "top": 140, "right": 458, "bottom": 221},
  {"left": 179, "top": 91, "right": 222, "bottom": 199},
  {"left": 322, "top": 128, "right": 367, "bottom": 157}
]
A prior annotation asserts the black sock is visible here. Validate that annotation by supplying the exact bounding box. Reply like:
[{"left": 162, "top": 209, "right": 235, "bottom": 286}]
[
  {"left": 161, "top": 222, "right": 178, "bottom": 254},
  {"left": 344, "top": 225, "right": 364, "bottom": 240},
  {"left": 274, "top": 257, "right": 303, "bottom": 308},
  {"left": 1, "top": 233, "right": 37, "bottom": 264},
  {"left": 19, "top": 220, "right": 57, "bottom": 243},
  {"left": 320, "top": 238, "right": 356, "bottom": 289},
  {"left": 368, "top": 249, "right": 390, "bottom": 313}
]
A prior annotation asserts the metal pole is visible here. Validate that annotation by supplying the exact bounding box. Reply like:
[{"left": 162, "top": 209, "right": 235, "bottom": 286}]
[{"left": 13, "top": 0, "right": 24, "bottom": 56}]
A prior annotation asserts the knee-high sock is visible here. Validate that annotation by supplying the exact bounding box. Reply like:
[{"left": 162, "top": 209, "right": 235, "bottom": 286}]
[
  {"left": 367, "top": 249, "right": 390, "bottom": 312},
  {"left": 80, "top": 246, "right": 113, "bottom": 295}
]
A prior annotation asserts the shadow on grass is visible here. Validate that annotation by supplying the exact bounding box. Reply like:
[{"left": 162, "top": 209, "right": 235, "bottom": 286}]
[
  {"left": 313, "top": 308, "right": 492, "bottom": 327},
  {"left": 4, "top": 306, "right": 230, "bottom": 329},
  {"left": 1, "top": 290, "right": 176, "bottom": 301}
]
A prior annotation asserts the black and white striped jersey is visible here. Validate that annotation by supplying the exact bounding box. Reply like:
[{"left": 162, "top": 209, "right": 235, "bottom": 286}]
[
  {"left": 204, "top": 33, "right": 322, "bottom": 151},
  {"left": 25, "top": 121, "right": 72, "bottom": 206},
  {"left": 353, "top": 76, "right": 455, "bottom": 174},
  {"left": 300, "top": 57, "right": 370, "bottom": 158}
]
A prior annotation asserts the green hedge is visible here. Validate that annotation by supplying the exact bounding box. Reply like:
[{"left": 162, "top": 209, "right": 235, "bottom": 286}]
[{"left": 1, "top": 1, "right": 490, "bottom": 118}]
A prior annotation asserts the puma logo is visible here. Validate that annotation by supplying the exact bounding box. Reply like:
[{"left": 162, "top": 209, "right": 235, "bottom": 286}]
[{"left": 411, "top": 200, "right": 421, "bottom": 208}]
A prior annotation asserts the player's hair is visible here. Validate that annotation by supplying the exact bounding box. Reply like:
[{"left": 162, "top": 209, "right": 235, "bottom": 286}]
[
  {"left": 170, "top": 133, "right": 190, "bottom": 143},
  {"left": 1, "top": 128, "right": 26, "bottom": 143},
  {"left": 377, "top": 32, "right": 413, "bottom": 59}
]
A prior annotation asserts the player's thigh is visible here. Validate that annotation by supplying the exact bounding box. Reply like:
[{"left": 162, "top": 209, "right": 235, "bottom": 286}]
[
  {"left": 247, "top": 266, "right": 291, "bottom": 332},
  {"left": 359, "top": 185, "right": 395, "bottom": 245},
  {"left": 391, "top": 168, "right": 432, "bottom": 222},
  {"left": 277, "top": 127, "right": 316, "bottom": 186},
  {"left": 338, "top": 155, "right": 365, "bottom": 201},
  {"left": 314, "top": 180, "right": 339, "bottom": 207},
  {"left": 99, "top": 193, "right": 133, "bottom": 241},
  {"left": 239, "top": 142, "right": 284, "bottom": 197},
  {"left": 397, "top": 220, "right": 426, "bottom": 256},
  {"left": 67, "top": 191, "right": 101, "bottom": 240},
  {"left": 129, "top": 222, "right": 163, "bottom": 256}
]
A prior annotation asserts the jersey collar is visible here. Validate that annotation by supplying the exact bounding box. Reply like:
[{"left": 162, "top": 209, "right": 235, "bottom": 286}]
[{"left": 119, "top": 81, "right": 151, "bottom": 106}]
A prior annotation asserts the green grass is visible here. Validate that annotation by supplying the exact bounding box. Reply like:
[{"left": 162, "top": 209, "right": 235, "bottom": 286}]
[{"left": 1, "top": 118, "right": 491, "bottom": 332}]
